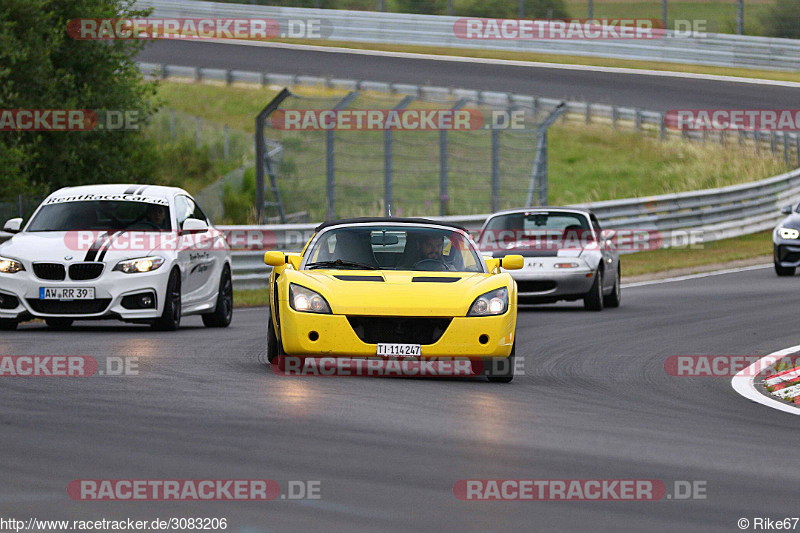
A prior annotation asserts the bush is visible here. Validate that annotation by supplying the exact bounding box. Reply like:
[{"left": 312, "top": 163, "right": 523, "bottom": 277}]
[
  {"left": 458, "top": 0, "right": 569, "bottom": 18},
  {"left": 761, "top": 0, "right": 800, "bottom": 38}
]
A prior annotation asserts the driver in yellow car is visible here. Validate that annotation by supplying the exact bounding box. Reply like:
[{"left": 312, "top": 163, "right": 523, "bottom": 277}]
[{"left": 418, "top": 234, "right": 444, "bottom": 261}]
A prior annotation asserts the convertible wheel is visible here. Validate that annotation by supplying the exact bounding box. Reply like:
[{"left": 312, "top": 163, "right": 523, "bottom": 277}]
[
  {"left": 202, "top": 265, "right": 233, "bottom": 328},
  {"left": 45, "top": 318, "right": 73, "bottom": 330},
  {"left": 583, "top": 268, "right": 604, "bottom": 311},
  {"left": 775, "top": 262, "right": 795, "bottom": 277},
  {"left": 0, "top": 319, "right": 18, "bottom": 331},
  {"left": 152, "top": 269, "right": 181, "bottom": 331},
  {"left": 603, "top": 264, "right": 621, "bottom": 308},
  {"left": 486, "top": 343, "right": 515, "bottom": 383},
  {"left": 266, "top": 312, "right": 285, "bottom": 364}
]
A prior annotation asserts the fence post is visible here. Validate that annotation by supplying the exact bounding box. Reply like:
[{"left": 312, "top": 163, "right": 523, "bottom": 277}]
[
  {"left": 784, "top": 133, "right": 790, "bottom": 165},
  {"left": 255, "top": 88, "right": 292, "bottom": 224},
  {"left": 659, "top": 113, "right": 666, "bottom": 141},
  {"left": 440, "top": 98, "right": 469, "bottom": 216},
  {"left": 635, "top": 109, "right": 642, "bottom": 131},
  {"left": 491, "top": 127, "right": 500, "bottom": 212},
  {"left": 771, "top": 131, "right": 777, "bottom": 154},
  {"left": 325, "top": 92, "right": 360, "bottom": 220},
  {"left": 585, "top": 103, "right": 591, "bottom": 125},
  {"left": 385, "top": 95, "right": 415, "bottom": 216},
  {"left": 527, "top": 103, "right": 566, "bottom": 207},
  {"left": 611, "top": 106, "right": 618, "bottom": 129},
  {"left": 224, "top": 125, "right": 230, "bottom": 160}
]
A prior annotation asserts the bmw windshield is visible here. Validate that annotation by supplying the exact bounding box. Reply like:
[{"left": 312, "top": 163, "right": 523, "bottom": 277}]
[
  {"left": 304, "top": 226, "right": 485, "bottom": 272},
  {"left": 27, "top": 200, "right": 172, "bottom": 232}
]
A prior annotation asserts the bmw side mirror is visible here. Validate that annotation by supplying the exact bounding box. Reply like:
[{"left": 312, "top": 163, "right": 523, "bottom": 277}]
[
  {"left": 181, "top": 218, "right": 209, "bottom": 235},
  {"left": 781, "top": 205, "right": 793, "bottom": 215},
  {"left": 3, "top": 218, "right": 22, "bottom": 234}
]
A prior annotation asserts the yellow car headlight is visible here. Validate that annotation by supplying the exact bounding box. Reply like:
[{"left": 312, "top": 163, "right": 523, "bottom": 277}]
[
  {"left": 468, "top": 287, "right": 509, "bottom": 316},
  {"left": 290, "top": 283, "right": 331, "bottom": 314},
  {"left": 779, "top": 227, "right": 800, "bottom": 240},
  {"left": 0, "top": 257, "right": 24, "bottom": 274}
]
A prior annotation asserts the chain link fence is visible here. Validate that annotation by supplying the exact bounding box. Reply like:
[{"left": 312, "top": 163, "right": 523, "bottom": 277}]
[{"left": 258, "top": 89, "right": 544, "bottom": 221}]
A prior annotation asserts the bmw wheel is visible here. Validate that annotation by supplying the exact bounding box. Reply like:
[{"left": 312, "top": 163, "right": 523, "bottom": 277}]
[
  {"left": 152, "top": 269, "right": 181, "bottom": 331},
  {"left": 202, "top": 265, "right": 233, "bottom": 328}
]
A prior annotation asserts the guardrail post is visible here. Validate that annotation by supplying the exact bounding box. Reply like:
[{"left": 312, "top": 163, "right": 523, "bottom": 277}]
[
  {"left": 585, "top": 103, "right": 591, "bottom": 124},
  {"left": 225, "top": 69, "right": 233, "bottom": 85},
  {"left": 195, "top": 67, "right": 202, "bottom": 82},
  {"left": 161, "top": 64, "right": 169, "bottom": 80},
  {"left": 385, "top": 95, "right": 415, "bottom": 216},
  {"left": 611, "top": 106, "right": 618, "bottom": 129},
  {"left": 634, "top": 109, "right": 642, "bottom": 131},
  {"left": 771, "top": 132, "right": 777, "bottom": 154},
  {"left": 659, "top": 113, "right": 666, "bottom": 141},
  {"left": 224, "top": 125, "right": 230, "bottom": 160}
]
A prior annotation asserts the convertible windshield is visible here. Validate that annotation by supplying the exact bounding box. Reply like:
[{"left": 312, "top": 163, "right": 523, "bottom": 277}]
[
  {"left": 27, "top": 200, "right": 172, "bottom": 232},
  {"left": 305, "top": 226, "right": 484, "bottom": 272}
]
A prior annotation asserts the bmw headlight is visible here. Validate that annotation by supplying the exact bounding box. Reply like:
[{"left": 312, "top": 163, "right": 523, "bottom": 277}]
[
  {"left": 113, "top": 256, "right": 165, "bottom": 274},
  {"left": 0, "top": 257, "right": 24, "bottom": 274},
  {"left": 468, "top": 287, "right": 509, "bottom": 316},
  {"left": 779, "top": 227, "right": 800, "bottom": 240},
  {"left": 290, "top": 284, "right": 331, "bottom": 314}
]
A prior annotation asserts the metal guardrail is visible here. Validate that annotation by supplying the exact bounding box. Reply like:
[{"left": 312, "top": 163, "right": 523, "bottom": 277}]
[
  {"left": 221, "top": 166, "right": 800, "bottom": 289},
  {"left": 137, "top": 0, "right": 800, "bottom": 71}
]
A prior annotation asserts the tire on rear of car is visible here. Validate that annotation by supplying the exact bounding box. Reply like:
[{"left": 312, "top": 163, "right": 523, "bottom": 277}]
[
  {"left": 202, "top": 264, "right": 233, "bottom": 328},
  {"left": 583, "top": 268, "right": 604, "bottom": 311},
  {"left": 152, "top": 268, "right": 181, "bottom": 331}
]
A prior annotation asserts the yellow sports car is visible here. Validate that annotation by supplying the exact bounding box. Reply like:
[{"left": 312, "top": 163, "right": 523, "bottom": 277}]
[{"left": 264, "top": 218, "right": 523, "bottom": 382}]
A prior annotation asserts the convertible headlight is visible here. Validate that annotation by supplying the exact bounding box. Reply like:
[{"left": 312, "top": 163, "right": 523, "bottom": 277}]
[
  {"left": 290, "top": 284, "right": 331, "bottom": 314},
  {"left": 779, "top": 227, "right": 800, "bottom": 240},
  {"left": 467, "top": 287, "right": 509, "bottom": 316},
  {"left": 0, "top": 257, "right": 24, "bottom": 274},
  {"left": 113, "top": 256, "right": 165, "bottom": 274}
]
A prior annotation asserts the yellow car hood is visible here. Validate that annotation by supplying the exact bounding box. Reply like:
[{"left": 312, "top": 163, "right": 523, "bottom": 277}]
[{"left": 283, "top": 269, "right": 510, "bottom": 316}]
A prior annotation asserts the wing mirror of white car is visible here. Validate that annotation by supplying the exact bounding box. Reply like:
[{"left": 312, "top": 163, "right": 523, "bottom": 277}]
[
  {"left": 781, "top": 205, "right": 793, "bottom": 215},
  {"left": 3, "top": 218, "right": 22, "bottom": 234},
  {"left": 181, "top": 219, "right": 209, "bottom": 235}
]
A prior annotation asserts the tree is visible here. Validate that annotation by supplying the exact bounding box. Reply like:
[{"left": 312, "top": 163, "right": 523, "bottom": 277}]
[
  {"left": 0, "top": 0, "right": 159, "bottom": 198},
  {"left": 761, "top": 0, "right": 800, "bottom": 38}
]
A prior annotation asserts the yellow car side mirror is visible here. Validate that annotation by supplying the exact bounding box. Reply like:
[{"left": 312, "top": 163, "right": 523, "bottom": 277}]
[
  {"left": 501, "top": 255, "right": 524, "bottom": 270},
  {"left": 286, "top": 253, "right": 302, "bottom": 270},
  {"left": 264, "top": 251, "right": 286, "bottom": 266}
]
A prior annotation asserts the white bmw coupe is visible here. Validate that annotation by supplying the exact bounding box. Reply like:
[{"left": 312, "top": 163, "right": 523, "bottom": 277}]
[{"left": 0, "top": 184, "right": 232, "bottom": 330}]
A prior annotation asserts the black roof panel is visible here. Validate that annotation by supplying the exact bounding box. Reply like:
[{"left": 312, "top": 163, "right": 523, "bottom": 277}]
[{"left": 314, "top": 217, "right": 469, "bottom": 232}]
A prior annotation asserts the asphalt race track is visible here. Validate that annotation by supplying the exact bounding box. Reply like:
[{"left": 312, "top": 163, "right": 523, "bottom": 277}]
[
  {"left": 137, "top": 40, "right": 800, "bottom": 111},
  {"left": 1, "top": 266, "right": 797, "bottom": 532}
]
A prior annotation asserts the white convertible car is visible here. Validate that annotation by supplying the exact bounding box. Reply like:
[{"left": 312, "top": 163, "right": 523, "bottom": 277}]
[{"left": 0, "top": 185, "right": 233, "bottom": 330}]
